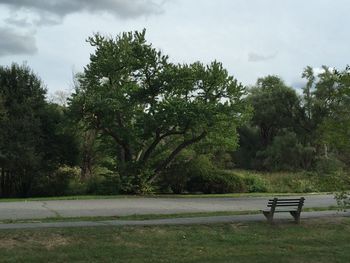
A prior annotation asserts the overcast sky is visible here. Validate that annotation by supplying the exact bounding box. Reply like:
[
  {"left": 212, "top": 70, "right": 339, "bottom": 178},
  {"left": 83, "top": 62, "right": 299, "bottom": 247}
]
[{"left": 0, "top": 0, "right": 348, "bottom": 95}]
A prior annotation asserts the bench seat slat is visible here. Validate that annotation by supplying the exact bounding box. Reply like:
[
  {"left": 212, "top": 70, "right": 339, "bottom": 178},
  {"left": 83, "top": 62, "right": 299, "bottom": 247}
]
[
  {"left": 268, "top": 204, "right": 302, "bottom": 207},
  {"left": 263, "top": 209, "right": 298, "bottom": 213},
  {"left": 268, "top": 201, "right": 303, "bottom": 204},
  {"left": 268, "top": 198, "right": 304, "bottom": 201}
]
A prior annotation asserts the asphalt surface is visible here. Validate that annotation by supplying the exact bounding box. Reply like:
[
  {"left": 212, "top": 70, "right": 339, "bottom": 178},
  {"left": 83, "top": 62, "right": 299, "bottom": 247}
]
[
  {"left": 0, "top": 210, "right": 348, "bottom": 230},
  {"left": 0, "top": 194, "right": 337, "bottom": 220}
]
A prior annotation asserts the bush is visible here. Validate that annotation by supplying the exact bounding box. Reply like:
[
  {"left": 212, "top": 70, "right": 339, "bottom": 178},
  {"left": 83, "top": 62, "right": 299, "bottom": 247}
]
[
  {"left": 161, "top": 153, "right": 214, "bottom": 194},
  {"left": 242, "top": 174, "right": 268, "bottom": 192},
  {"left": 66, "top": 177, "right": 87, "bottom": 195},
  {"left": 234, "top": 170, "right": 321, "bottom": 193},
  {"left": 315, "top": 170, "right": 350, "bottom": 192},
  {"left": 86, "top": 173, "right": 121, "bottom": 195},
  {"left": 32, "top": 166, "right": 81, "bottom": 196},
  {"left": 288, "top": 178, "right": 318, "bottom": 193},
  {"left": 188, "top": 170, "right": 246, "bottom": 194},
  {"left": 315, "top": 155, "right": 345, "bottom": 175}
]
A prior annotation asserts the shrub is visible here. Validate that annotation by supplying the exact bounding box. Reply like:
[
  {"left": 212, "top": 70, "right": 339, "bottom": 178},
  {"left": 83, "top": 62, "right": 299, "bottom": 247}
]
[
  {"left": 86, "top": 173, "right": 121, "bottom": 195},
  {"left": 316, "top": 170, "right": 350, "bottom": 192},
  {"left": 288, "top": 178, "right": 318, "bottom": 193},
  {"left": 161, "top": 153, "right": 214, "bottom": 194},
  {"left": 314, "top": 155, "right": 345, "bottom": 175},
  {"left": 32, "top": 166, "right": 81, "bottom": 196},
  {"left": 188, "top": 170, "right": 246, "bottom": 194},
  {"left": 242, "top": 174, "right": 269, "bottom": 192},
  {"left": 256, "top": 132, "right": 316, "bottom": 171},
  {"left": 66, "top": 177, "right": 87, "bottom": 195}
]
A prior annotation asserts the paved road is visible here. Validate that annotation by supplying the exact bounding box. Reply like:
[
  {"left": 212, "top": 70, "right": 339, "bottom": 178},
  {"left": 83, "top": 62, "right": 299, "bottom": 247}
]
[
  {"left": 0, "top": 194, "right": 337, "bottom": 220},
  {"left": 0, "top": 210, "right": 348, "bottom": 230}
]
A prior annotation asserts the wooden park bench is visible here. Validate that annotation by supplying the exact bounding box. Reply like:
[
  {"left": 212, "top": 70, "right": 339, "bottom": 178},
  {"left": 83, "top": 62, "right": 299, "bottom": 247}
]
[{"left": 262, "top": 197, "right": 305, "bottom": 224}]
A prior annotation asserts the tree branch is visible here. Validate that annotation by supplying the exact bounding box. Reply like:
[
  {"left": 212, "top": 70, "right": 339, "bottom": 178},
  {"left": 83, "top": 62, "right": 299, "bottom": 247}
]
[
  {"left": 149, "top": 131, "right": 207, "bottom": 183},
  {"left": 142, "top": 124, "right": 190, "bottom": 162},
  {"left": 101, "top": 127, "right": 132, "bottom": 162}
]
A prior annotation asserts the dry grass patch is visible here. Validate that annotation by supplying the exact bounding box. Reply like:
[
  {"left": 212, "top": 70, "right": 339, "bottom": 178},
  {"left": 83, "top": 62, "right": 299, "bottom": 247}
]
[{"left": 0, "top": 232, "right": 72, "bottom": 250}]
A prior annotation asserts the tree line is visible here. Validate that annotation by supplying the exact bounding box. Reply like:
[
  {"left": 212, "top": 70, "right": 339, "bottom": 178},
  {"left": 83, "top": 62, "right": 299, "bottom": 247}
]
[{"left": 0, "top": 30, "right": 349, "bottom": 197}]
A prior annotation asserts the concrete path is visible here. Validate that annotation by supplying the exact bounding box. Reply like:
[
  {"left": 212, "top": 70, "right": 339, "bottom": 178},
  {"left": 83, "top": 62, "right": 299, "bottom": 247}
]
[
  {"left": 0, "top": 194, "right": 337, "bottom": 220},
  {"left": 0, "top": 210, "right": 348, "bottom": 230}
]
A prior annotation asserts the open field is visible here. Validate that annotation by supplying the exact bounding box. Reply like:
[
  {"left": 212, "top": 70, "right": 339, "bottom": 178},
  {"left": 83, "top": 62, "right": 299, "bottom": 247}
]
[{"left": 0, "top": 218, "right": 349, "bottom": 263}]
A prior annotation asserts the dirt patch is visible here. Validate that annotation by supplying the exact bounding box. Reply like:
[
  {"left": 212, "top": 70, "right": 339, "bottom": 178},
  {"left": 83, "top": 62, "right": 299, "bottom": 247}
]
[
  {"left": 0, "top": 234, "right": 71, "bottom": 250},
  {"left": 113, "top": 235, "right": 144, "bottom": 248},
  {"left": 0, "top": 239, "right": 18, "bottom": 249},
  {"left": 38, "top": 234, "right": 71, "bottom": 250}
]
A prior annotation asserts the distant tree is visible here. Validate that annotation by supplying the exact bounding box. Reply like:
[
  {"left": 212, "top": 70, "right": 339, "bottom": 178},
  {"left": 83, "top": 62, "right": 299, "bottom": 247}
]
[
  {"left": 233, "top": 75, "right": 318, "bottom": 171},
  {"left": 317, "top": 66, "right": 350, "bottom": 163},
  {"left": 0, "top": 64, "right": 78, "bottom": 197},
  {"left": 70, "top": 30, "right": 249, "bottom": 192},
  {"left": 50, "top": 90, "right": 71, "bottom": 107},
  {"left": 0, "top": 63, "right": 47, "bottom": 196},
  {"left": 302, "top": 66, "right": 315, "bottom": 121},
  {"left": 300, "top": 65, "right": 350, "bottom": 161},
  {"left": 248, "top": 76, "right": 302, "bottom": 146}
]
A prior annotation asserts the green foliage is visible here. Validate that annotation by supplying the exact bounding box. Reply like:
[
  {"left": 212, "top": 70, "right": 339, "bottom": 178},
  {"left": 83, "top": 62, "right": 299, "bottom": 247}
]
[
  {"left": 162, "top": 154, "right": 247, "bottom": 194},
  {"left": 314, "top": 155, "right": 345, "bottom": 175},
  {"left": 241, "top": 174, "right": 268, "bottom": 192},
  {"left": 85, "top": 174, "right": 121, "bottom": 195},
  {"left": 69, "top": 29, "right": 249, "bottom": 192},
  {"left": 234, "top": 170, "right": 321, "bottom": 193},
  {"left": 257, "top": 132, "right": 315, "bottom": 171},
  {"left": 248, "top": 76, "right": 301, "bottom": 146},
  {"left": 0, "top": 63, "right": 79, "bottom": 197},
  {"left": 51, "top": 166, "right": 81, "bottom": 196},
  {"left": 1, "top": 43, "right": 349, "bottom": 197},
  {"left": 335, "top": 191, "right": 350, "bottom": 211},
  {"left": 32, "top": 166, "right": 81, "bottom": 197},
  {"left": 161, "top": 152, "right": 214, "bottom": 194},
  {"left": 188, "top": 170, "right": 246, "bottom": 194},
  {"left": 232, "top": 125, "right": 261, "bottom": 169},
  {"left": 0, "top": 63, "right": 48, "bottom": 197}
]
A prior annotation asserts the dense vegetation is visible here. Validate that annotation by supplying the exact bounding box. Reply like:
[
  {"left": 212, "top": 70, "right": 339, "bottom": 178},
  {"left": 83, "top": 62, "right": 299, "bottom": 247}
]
[{"left": 0, "top": 30, "right": 349, "bottom": 197}]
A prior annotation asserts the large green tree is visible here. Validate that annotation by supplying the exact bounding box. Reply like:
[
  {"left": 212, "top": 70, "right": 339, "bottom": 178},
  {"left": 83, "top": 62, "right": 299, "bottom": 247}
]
[
  {"left": 317, "top": 66, "right": 350, "bottom": 163},
  {"left": 301, "top": 66, "right": 350, "bottom": 161},
  {"left": 0, "top": 64, "right": 78, "bottom": 197},
  {"left": 0, "top": 64, "right": 47, "bottom": 196},
  {"left": 70, "top": 30, "right": 249, "bottom": 191},
  {"left": 248, "top": 76, "right": 302, "bottom": 146},
  {"left": 234, "top": 75, "right": 315, "bottom": 171}
]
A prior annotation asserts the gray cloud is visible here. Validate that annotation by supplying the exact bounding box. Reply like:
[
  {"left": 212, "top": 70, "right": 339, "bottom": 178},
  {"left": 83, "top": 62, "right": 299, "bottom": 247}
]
[
  {"left": 0, "top": 0, "right": 164, "bottom": 25},
  {"left": 5, "top": 16, "right": 31, "bottom": 27},
  {"left": 0, "top": 27, "right": 37, "bottom": 57},
  {"left": 248, "top": 52, "right": 277, "bottom": 62}
]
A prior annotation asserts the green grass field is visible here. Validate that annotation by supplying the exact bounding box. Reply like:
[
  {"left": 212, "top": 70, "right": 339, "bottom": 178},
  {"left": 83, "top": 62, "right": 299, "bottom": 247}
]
[{"left": 0, "top": 218, "right": 349, "bottom": 263}]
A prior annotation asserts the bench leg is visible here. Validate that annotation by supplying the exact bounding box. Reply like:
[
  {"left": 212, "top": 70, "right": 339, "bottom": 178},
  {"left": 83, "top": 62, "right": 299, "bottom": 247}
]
[
  {"left": 290, "top": 211, "right": 301, "bottom": 224},
  {"left": 263, "top": 211, "right": 274, "bottom": 224}
]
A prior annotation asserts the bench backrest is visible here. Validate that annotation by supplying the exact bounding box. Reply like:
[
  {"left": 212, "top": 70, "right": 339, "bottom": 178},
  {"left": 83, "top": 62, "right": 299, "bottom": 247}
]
[{"left": 267, "top": 197, "right": 305, "bottom": 213}]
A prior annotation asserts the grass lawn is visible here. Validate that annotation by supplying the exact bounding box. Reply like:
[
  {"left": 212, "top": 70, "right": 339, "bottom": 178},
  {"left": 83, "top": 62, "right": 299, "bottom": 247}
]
[{"left": 0, "top": 218, "right": 349, "bottom": 263}]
